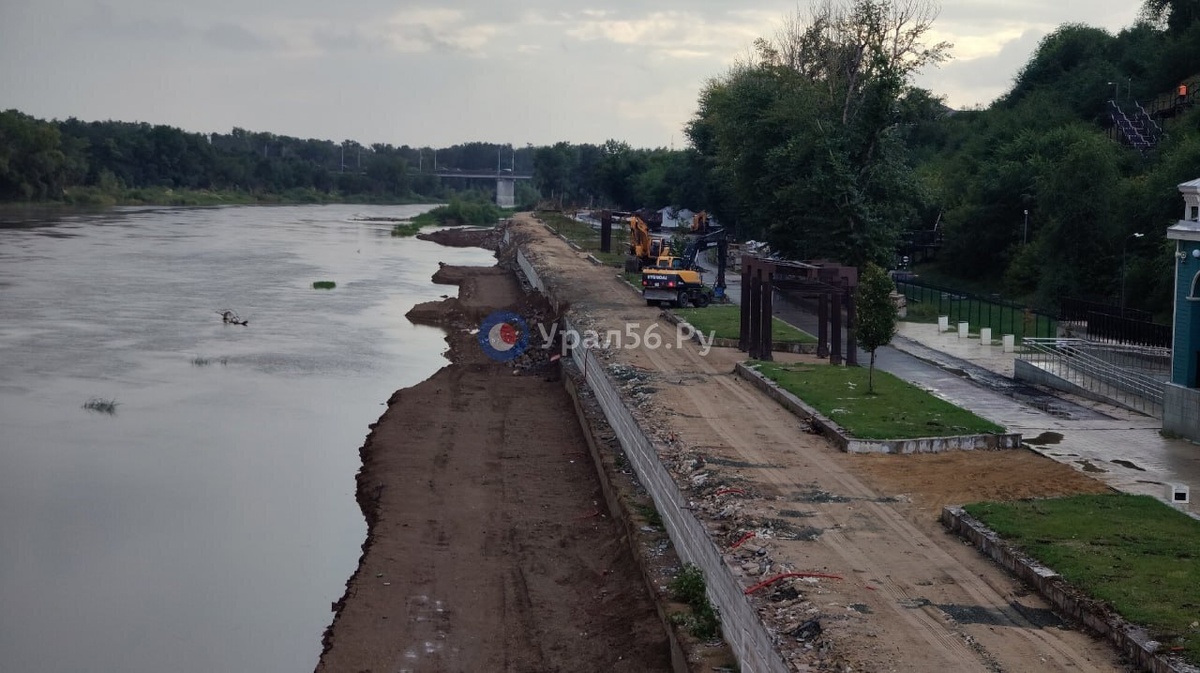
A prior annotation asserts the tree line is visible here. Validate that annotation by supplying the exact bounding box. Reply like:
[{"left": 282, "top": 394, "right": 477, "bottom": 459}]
[
  {"left": 0, "top": 114, "right": 538, "bottom": 204},
  {"left": 4, "top": 0, "right": 1200, "bottom": 317}
]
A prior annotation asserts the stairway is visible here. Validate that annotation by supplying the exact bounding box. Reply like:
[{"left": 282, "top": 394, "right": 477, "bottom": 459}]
[{"left": 1108, "top": 100, "right": 1160, "bottom": 151}]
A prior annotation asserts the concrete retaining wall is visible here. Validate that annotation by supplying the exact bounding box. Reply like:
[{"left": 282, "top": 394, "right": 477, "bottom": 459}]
[
  {"left": 514, "top": 246, "right": 790, "bottom": 673},
  {"left": 942, "top": 507, "right": 1199, "bottom": 673},
  {"left": 562, "top": 375, "right": 690, "bottom": 673},
  {"left": 1163, "top": 383, "right": 1200, "bottom": 442},
  {"left": 735, "top": 363, "right": 1022, "bottom": 454}
]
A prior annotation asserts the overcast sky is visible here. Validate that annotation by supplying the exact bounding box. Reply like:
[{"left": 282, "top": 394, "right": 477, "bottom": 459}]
[{"left": 0, "top": 0, "right": 1141, "bottom": 150}]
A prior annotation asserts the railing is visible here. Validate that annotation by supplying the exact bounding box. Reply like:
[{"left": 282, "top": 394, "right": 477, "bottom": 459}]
[
  {"left": 1021, "top": 338, "right": 1167, "bottom": 417},
  {"left": 1059, "top": 297, "right": 1170, "bottom": 347},
  {"left": 893, "top": 279, "right": 1058, "bottom": 340}
]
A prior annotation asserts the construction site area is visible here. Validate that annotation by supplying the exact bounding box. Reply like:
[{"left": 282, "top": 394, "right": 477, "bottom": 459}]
[{"left": 317, "top": 213, "right": 1199, "bottom": 673}]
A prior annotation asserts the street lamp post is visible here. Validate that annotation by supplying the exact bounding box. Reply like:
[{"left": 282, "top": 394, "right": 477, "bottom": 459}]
[{"left": 1121, "top": 232, "right": 1144, "bottom": 312}]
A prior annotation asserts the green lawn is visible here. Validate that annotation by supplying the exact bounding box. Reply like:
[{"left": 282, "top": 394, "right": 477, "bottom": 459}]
[
  {"left": 752, "top": 361, "right": 1005, "bottom": 439},
  {"left": 674, "top": 305, "right": 815, "bottom": 344},
  {"left": 965, "top": 495, "right": 1200, "bottom": 666}
]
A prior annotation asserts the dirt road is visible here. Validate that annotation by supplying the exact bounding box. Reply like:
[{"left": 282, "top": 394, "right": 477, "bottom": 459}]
[
  {"left": 316, "top": 260, "right": 672, "bottom": 672},
  {"left": 513, "top": 212, "right": 1128, "bottom": 672}
]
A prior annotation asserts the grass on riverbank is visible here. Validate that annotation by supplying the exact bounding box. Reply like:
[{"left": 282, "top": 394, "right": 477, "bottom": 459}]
[
  {"left": 674, "top": 305, "right": 815, "bottom": 344},
  {"left": 965, "top": 494, "right": 1200, "bottom": 666},
  {"left": 751, "top": 361, "right": 1005, "bottom": 439}
]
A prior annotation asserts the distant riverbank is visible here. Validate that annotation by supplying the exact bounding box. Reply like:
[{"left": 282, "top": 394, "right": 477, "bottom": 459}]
[{"left": 0, "top": 186, "right": 433, "bottom": 209}]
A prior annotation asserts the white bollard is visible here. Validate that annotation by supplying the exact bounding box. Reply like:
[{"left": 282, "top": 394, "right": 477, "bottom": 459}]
[
  {"left": 1002, "top": 334, "right": 1015, "bottom": 352},
  {"left": 958, "top": 321, "right": 969, "bottom": 338},
  {"left": 980, "top": 327, "right": 992, "bottom": 345},
  {"left": 938, "top": 315, "right": 949, "bottom": 331}
]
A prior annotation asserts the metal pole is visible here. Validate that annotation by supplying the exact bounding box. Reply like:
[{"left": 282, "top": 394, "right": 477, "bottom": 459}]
[
  {"left": 1023, "top": 210, "right": 1029, "bottom": 244},
  {"left": 1121, "top": 232, "right": 1144, "bottom": 311}
]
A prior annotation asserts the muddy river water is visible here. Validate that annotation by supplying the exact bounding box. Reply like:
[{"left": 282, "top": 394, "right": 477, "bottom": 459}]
[{"left": 0, "top": 204, "right": 494, "bottom": 673}]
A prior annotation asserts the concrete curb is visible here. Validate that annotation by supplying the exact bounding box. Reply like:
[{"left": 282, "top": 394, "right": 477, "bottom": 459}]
[
  {"left": 734, "top": 363, "right": 1022, "bottom": 454},
  {"left": 659, "top": 309, "right": 818, "bottom": 355},
  {"left": 941, "top": 506, "right": 1199, "bottom": 673}
]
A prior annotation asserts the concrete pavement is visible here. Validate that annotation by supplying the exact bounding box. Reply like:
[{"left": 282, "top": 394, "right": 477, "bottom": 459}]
[{"left": 695, "top": 256, "right": 1199, "bottom": 515}]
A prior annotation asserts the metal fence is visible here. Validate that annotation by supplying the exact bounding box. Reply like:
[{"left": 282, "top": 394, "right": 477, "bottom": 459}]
[
  {"left": 1059, "top": 298, "right": 1171, "bottom": 347},
  {"left": 894, "top": 279, "right": 1058, "bottom": 340}
]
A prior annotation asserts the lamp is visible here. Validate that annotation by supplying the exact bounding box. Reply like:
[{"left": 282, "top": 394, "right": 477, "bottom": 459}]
[{"left": 1121, "top": 232, "right": 1144, "bottom": 311}]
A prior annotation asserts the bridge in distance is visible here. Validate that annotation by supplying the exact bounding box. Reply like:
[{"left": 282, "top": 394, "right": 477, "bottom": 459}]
[{"left": 429, "top": 169, "right": 532, "bottom": 207}]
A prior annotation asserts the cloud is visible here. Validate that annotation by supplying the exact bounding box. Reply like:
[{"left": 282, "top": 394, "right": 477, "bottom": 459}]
[
  {"left": 202, "top": 23, "right": 271, "bottom": 52},
  {"left": 371, "top": 8, "right": 501, "bottom": 55},
  {"left": 916, "top": 29, "right": 1046, "bottom": 109}
]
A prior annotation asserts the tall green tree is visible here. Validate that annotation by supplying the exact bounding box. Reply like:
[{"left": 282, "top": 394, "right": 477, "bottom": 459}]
[
  {"left": 687, "top": 0, "right": 950, "bottom": 267},
  {"left": 855, "top": 262, "right": 899, "bottom": 392}
]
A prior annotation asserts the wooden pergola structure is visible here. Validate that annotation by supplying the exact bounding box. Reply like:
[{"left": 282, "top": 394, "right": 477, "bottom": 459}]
[{"left": 739, "top": 257, "right": 859, "bottom": 364}]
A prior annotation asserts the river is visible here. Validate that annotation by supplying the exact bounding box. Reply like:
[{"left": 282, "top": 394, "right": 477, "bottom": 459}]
[{"left": 0, "top": 204, "right": 495, "bottom": 673}]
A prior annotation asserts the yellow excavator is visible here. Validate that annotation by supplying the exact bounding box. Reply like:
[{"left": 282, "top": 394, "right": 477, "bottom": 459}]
[
  {"left": 640, "top": 226, "right": 729, "bottom": 308},
  {"left": 624, "top": 214, "right": 667, "bottom": 272}
]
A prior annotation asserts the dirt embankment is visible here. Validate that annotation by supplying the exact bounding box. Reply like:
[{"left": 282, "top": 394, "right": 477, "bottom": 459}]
[
  {"left": 316, "top": 258, "right": 672, "bottom": 672},
  {"left": 416, "top": 226, "right": 502, "bottom": 249}
]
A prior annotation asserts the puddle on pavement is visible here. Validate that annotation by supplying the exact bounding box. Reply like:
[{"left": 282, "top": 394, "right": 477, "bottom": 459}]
[
  {"left": 899, "top": 600, "right": 1064, "bottom": 629},
  {"left": 1025, "top": 431, "right": 1064, "bottom": 445},
  {"left": 791, "top": 489, "right": 852, "bottom": 504},
  {"left": 777, "top": 509, "right": 817, "bottom": 518},
  {"left": 1112, "top": 459, "right": 1147, "bottom": 471},
  {"left": 1076, "top": 459, "right": 1108, "bottom": 473},
  {"left": 706, "top": 456, "right": 774, "bottom": 469}
]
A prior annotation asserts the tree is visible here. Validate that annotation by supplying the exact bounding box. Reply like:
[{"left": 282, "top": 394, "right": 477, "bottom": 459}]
[
  {"left": 855, "top": 262, "right": 898, "bottom": 392},
  {"left": 687, "top": 0, "right": 951, "bottom": 266}
]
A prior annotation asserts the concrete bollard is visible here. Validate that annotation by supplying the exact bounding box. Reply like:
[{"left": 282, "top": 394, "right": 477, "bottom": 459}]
[
  {"left": 1003, "top": 334, "right": 1015, "bottom": 352},
  {"left": 938, "top": 315, "right": 949, "bottom": 331},
  {"left": 980, "top": 327, "right": 992, "bottom": 345},
  {"left": 958, "top": 321, "right": 969, "bottom": 338}
]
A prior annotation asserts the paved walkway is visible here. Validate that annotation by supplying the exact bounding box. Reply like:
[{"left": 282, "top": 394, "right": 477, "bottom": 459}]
[
  {"left": 890, "top": 322, "right": 1198, "bottom": 517},
  {"left": 696, "top": 258, "right": 1199, "bottom": 515}
]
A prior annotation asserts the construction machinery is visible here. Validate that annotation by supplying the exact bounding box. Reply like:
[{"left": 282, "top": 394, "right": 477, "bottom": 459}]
[
  {"left": 641, "top": 227, "right": 729, "bottom": 308},
  {"left": 624, "top": 214, "right": 668, "bottom": 272}
]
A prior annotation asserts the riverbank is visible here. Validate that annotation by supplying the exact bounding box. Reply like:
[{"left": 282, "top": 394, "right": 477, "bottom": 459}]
[{"left": 315, "top": 230, "right": 672, "bottom": 672}]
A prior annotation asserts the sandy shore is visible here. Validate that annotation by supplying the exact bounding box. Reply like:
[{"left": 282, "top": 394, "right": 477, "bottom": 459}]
[{"left": 315, "top": 229, "right": 672, "bottom": 672}]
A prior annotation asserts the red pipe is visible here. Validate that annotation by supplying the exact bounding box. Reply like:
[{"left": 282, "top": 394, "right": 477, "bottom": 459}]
[
  {"left": 743, "top": 572, "right": 844, "bottom": 595},
  {"left": 728, "top": 531, "right": 756, "bottom": 550}
]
